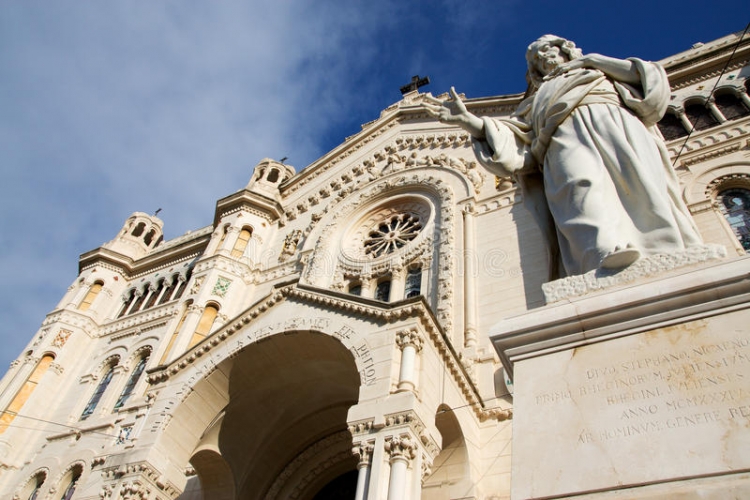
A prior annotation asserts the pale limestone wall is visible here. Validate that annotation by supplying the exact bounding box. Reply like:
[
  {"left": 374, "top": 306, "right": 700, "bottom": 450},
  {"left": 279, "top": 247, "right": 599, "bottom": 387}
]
[{"left": 0, "top": 32, "right": 747, "bottom": 500}]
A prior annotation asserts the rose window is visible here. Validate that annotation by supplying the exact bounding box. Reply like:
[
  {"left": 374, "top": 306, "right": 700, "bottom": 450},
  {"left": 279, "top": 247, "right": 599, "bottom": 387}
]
[{"left": 364, "top": 214, "right": 423, "bottom": 257}]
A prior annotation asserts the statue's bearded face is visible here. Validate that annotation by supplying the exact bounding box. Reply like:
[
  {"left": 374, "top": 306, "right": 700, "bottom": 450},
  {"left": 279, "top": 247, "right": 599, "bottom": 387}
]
[{"left": 533, "top": 42, "right": 567, "bottom": 75}]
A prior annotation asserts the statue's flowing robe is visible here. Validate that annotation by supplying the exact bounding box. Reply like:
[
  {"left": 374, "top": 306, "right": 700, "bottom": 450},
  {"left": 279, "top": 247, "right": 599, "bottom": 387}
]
[{"left": 472, "top": 59, "right": 702, "bottom": 277}]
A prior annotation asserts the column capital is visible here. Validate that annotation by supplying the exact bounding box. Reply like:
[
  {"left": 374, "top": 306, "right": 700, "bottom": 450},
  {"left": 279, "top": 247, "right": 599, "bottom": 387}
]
[
  {"left": 396, "top": 328, "right": 423, "bottom": 352},
  {"left": 352, "top": 441, "right": 374, "bottom": 467},
  {"left": 384, "top": 435, "right": 417, "bottom": 463}
]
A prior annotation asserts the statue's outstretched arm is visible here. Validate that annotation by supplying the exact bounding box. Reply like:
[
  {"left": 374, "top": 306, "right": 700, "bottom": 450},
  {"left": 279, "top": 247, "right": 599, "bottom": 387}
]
[{"left": 424, "top": 87, "right": 485, "bottom": 139}]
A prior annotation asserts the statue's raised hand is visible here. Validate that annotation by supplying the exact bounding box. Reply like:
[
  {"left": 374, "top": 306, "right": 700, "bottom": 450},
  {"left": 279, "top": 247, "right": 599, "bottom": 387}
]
[{"left": 424, "top": 87, "right": 485, "bottom": 138}]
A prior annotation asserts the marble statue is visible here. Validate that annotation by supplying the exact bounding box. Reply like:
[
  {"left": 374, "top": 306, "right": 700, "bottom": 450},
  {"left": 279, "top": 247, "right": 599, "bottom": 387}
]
[{"left": 425, "top": 35, "right": 703, "bottom": 278}]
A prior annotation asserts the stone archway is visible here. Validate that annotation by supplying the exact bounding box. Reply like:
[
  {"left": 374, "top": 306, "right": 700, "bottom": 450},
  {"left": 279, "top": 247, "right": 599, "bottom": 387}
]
[{"left": 216, "top": 330, "right": 361, "bottom": 499}]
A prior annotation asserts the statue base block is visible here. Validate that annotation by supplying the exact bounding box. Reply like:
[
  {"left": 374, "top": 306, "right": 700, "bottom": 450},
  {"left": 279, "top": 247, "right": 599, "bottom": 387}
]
[
  {"left": 542, "top": 244, "right": 726, "bottom": 304},
  {"left": 491, "top": 256, "right": 750, "bottom": 499}
]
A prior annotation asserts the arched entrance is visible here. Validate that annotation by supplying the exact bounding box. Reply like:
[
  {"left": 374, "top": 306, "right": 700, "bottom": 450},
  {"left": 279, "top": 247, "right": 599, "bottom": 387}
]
[{"left": 177, "top": 330, "right": 362, "bottom": 500}]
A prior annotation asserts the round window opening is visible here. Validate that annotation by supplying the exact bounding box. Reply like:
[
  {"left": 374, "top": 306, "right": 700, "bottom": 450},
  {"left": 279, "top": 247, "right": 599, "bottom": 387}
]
[
  {"left": 340, "top": 196, "right": 433, "bottom": 263},
  {"left": 364, "top": 213, "right": 423, "bottom": 257}
]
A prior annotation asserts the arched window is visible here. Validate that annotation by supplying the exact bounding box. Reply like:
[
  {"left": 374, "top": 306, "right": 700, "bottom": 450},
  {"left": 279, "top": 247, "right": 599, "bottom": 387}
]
[
  {"left": 131, "top": 222, "right": 146, "bottom": 237},
  {"left": 685, "top": 102, "right": 719, "bottom": 131},
  {"left": 174, "top": 273, "right": 189, "bottom": 300},
  {"left": 158, "top": 277, "right": 176, "bottom": 306},
  {"left": 0, "top": 354, "right": 55, "bottom": 435},
  {"left": 144, "top": 228, "right": 156, "bottom": 246},
  {"left": 78, "top": 281, "right": 103, "bottom": 311},
  {"left": 189, "top": 304, "right": 219, "bottom": 348},
  {"left": 129, "top": 286, "right": 148, "bottom": 314},
  {"left": 144, "top": 280, "right": 163, "bottom": 310},
  {"left": 657, "top": 111, "right": 688, "bottom": 140},
  {"left": 714, "top": 92, "right": 750, "bottom": 121},
  {"left": 231, "top": 227, "right": 252, "bottom": 258},
  {"left": 19, "top": 471, "right": 46, "bottom": 500},
  {"left": 267, "top": 168, "right": 280, "bottom": 183},
  {"left": 405, "top": 267, "right": 422, "bottom": 298},
  {"left": 348, "top": 283, "right": 362, "bottom": 296},
  {"left": 113, "top": 354, "right": 149, "bottom": 410},
  {"left": 118, "top": 289, "right": 136, "bottom": 318},
  {"left": 718, "top": 187, "right": 750, "bottom": 251},
  {"left": 375, "top": 279, "right": 391, "bottom": 302},
  {"left": 57, "top": 465, "right": 82, "bottom": 500},
  {"left": 81, "top": 361, "right": 117, "bottom": 420}
]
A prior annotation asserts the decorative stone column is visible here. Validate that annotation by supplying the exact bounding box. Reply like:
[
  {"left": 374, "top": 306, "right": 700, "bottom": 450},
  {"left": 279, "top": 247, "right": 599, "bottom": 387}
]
[
  {"left": 462, "top": 205, "right": 478, "bottom": 347},
  {"left": 675, "top": 108, "right": 693, "bottom": 133},
  {"left": 395, "top": 329, "right": 423, "bottom": 393},
  {"left": 390, "top": 265, "right": 406, "bottom": 300},
  {"left": 706, "top": 96, "right": 726, "bottom": 123},
  {"left": 352, "top": 441, "right": 374, "bottom": 500},
  {"left": 384, "top": 435, "right": 416, "bottom": 500},
  {"left": 123, "top": 289, "right": 143, "bottom": 316}
]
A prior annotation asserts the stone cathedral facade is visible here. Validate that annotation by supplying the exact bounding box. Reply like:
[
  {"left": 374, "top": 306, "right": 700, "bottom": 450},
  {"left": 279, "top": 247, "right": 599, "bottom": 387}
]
[{"left": 1, "top": 32, "right": 749, "bottom": 500}]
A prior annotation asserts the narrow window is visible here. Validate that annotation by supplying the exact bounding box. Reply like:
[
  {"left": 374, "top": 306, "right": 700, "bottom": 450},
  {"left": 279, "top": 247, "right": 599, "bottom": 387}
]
[
  {"left": 58, "top": 467, "right": 81, "bottom": 500},
  {"left": 131, "top": 222, "right": 145, "bottom": 237},
  {"left": 158, "top": 277, "right": 176, "bottom": 306},
  {"left": 118, "top": 289, "right": 136, "bottom": 318},
  {"left": 718, "top": 187, "right": 750, "bottom": 251},
  {"left": 144, "top": 280, "right": 163, "bottom": 310},
  {"left": 24, "top": 472, "right": 45, "bottom": 500},
  {"left": 78, "top": 281, "right": 103, "bottom": 311},
  {"left": 657, "top": 112, "right": 688, "bottom": 140},
  {"left": 129, "top": 287, "right": 148, "bottom": 314},
  {"left": 375, "top": 280, "right": 391, "bottom": 302},
  {"left": 715, "top": 93, "right": 750, "bottom": 120},
  {"left": 144, "top": 228, "right": 156, "bottom": 246},
  {"left": 405, "top": 268, "right": 422, "bottom": 298},
  {"left": 267, "top": 168, "right": 280, "bottom": 183},
  {"left": 189, "top": 305, "right": 219, "bottom": 348},
  {"left": 113, "top": 355, "right": 149, "bottom": 410},
  {"left": 173, "top": 276, "right": 188, "bottom": 300},
  {"left": 231, "top": 227, "right": 252, "bottom": 258},
  {"left": 685, "top": 102, "right": 719, "bottom": 131},
  {"left": 81, "top": 363, "right": 116, "bottom": 420},
  {"left": 0, "top": 355, "right": 55, "bottom": 434}
]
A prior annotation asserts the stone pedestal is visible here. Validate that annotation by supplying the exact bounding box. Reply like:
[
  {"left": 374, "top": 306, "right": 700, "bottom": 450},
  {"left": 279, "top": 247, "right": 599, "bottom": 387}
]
[{"left": 491, "top": 257, "right": 750, "bottom": 499}]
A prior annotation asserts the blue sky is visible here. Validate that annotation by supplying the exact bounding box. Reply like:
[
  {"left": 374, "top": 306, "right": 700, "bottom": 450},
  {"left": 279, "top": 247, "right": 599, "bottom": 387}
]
[{"left": 0, "top": 2, "right": 746, "bottom": 370}]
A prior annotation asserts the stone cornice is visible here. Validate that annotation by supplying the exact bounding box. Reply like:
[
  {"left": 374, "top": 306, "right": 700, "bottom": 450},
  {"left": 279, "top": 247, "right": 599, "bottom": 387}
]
[
  {"left": 214, "top": 188, "right": 284, "bottom": 225},
  {"left": 80, "top": 234, "right": 207, "bottom": 278},
  {"left": 660, "top": 31, "right": 750, "bottom": 86},
  {"left": 41, "top": 309, "right": 99, "bottom": 337},
  {"left": 493, "top": 257, "right": 750, "bottom": 381}
]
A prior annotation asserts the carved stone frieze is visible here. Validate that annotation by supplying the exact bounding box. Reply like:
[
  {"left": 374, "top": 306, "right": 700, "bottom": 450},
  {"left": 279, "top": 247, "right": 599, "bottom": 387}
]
[{"left": 542, "top": 244, "right": 727, "bottom": 304}]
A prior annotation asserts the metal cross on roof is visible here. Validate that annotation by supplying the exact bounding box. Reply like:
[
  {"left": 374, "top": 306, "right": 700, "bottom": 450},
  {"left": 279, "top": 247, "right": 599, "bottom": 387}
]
[{"left": 400, "top": 75, "right": 430, "bottom": 95}]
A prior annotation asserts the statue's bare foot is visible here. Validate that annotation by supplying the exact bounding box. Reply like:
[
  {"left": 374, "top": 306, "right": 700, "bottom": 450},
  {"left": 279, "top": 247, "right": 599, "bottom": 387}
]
[{"left": 600, "top": 244, "right": 640, "bottom": 270}]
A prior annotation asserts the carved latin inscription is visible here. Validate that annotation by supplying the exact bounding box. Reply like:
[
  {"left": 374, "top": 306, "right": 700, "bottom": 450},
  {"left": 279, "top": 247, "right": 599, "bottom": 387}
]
[{"left": 512, "top": 311, "right": 750, "bottom": 499}]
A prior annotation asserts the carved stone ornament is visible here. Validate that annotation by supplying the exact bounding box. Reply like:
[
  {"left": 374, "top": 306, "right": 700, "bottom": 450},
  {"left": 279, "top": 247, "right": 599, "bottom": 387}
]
[
  {"left": 396, "top": 328, "right": 424, "bottom": 352},
  {"left": 384, "top": 435, "right": 417, "bottom": 462}
]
